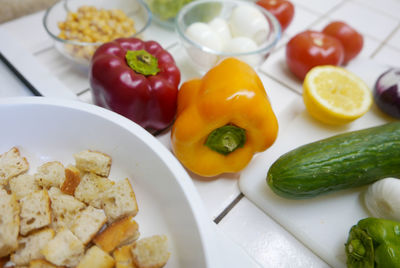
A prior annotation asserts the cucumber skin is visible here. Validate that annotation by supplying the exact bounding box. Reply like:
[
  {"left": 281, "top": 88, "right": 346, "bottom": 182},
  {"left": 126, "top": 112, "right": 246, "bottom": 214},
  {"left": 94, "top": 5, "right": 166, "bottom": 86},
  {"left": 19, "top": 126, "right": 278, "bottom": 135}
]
[{"left": 267, "top": 122, "right": 400, "bottom": 199}]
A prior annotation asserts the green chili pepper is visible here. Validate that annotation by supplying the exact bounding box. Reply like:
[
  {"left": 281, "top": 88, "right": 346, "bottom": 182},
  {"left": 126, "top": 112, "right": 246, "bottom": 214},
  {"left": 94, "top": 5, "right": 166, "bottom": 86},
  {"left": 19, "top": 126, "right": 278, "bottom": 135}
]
[{"left": 345, "top": 217, "right": 400, "bottom": 268}]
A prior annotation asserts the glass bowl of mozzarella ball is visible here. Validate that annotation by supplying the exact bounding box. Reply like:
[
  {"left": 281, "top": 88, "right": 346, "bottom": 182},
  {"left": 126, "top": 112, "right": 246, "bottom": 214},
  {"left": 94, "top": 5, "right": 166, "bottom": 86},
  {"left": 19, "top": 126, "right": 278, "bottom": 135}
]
[{"left": 175, "top": 0, "right": 281, "bottom": 71}]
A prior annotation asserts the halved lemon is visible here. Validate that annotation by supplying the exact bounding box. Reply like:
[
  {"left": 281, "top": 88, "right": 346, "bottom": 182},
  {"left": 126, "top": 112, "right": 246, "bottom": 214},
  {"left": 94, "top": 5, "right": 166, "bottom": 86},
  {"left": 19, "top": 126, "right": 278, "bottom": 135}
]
[{"left": 303, "top": 65, "right": 372, "bottom": 125}]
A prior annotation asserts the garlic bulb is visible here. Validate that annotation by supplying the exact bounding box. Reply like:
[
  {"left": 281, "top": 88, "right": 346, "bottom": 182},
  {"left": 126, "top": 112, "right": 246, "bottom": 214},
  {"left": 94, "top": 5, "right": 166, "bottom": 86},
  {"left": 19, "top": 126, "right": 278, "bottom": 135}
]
[{"left": 364, "top": 177, "right": 400, "bottom": 221}]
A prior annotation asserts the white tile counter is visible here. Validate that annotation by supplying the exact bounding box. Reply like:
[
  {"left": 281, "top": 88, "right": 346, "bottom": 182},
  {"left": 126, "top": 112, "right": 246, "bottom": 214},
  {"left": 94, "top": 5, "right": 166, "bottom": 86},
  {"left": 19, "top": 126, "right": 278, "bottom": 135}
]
[{"left": 1, "top": 0, "right": 399, "bottom": 267}]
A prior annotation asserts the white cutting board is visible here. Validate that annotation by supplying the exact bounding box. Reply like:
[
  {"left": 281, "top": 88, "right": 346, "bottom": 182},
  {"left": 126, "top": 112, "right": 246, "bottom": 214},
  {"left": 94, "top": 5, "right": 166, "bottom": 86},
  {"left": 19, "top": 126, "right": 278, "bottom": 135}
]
[{"left": 239, "top": 58, "right": 395, "bottom": 268}]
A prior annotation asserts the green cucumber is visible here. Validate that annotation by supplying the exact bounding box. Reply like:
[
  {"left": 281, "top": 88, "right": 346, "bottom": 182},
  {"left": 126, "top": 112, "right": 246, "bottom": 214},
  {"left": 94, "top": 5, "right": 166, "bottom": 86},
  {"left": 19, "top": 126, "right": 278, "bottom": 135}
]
[{"left": 267, "top": 122, "right": 400, "bottom": 199}]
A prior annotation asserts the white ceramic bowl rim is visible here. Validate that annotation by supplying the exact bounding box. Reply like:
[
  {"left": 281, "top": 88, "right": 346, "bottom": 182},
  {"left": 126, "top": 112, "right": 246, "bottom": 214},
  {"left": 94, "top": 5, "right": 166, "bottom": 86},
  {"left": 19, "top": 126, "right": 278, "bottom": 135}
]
[
  {"left": 42, "top": 0, "right": 152, "bottom": 46},
  {"left": 0, "top": 96, "right": 215, "bottom": 267},
  {"left": 175, "top": 0, "right": 282, "bottom": 57}
]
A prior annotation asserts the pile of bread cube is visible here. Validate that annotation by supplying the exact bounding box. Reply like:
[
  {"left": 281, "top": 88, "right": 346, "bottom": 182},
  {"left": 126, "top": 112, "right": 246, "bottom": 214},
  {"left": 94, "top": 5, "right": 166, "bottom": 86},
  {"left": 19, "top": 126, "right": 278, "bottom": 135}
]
[{"left": 0, "top": 147, "right": 170, "bottom": 268}]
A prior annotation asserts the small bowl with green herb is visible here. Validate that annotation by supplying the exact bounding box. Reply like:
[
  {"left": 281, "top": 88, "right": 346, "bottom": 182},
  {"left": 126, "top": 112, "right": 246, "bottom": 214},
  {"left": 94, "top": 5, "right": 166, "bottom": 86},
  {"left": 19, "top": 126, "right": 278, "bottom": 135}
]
[{"left": 146, "top": 0, "right": 195, "bottom": 29}]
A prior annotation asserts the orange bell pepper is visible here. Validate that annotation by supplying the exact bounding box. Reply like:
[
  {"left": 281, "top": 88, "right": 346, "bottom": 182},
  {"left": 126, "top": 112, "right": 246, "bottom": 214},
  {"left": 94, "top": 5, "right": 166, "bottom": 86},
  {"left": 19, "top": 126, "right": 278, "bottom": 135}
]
[{"left": 171, "top": 58, "right": 278, "bottom": 177}]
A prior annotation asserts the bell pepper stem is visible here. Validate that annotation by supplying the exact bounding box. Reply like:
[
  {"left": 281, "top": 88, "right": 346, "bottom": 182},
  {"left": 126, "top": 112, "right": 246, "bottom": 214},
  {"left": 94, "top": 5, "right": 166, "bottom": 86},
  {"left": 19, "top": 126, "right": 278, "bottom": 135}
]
[
  {"left": 347, "top": 239, "right": 366, "bottom": 260},
  {"left": 125, "top": 50, "right": 160, "bottom": 76},
  {"left": 345, "top": 225, "right": 374, "bottom": 268},
  {"left": 205, "top": 125, "right": 246, "bottom": 155}
]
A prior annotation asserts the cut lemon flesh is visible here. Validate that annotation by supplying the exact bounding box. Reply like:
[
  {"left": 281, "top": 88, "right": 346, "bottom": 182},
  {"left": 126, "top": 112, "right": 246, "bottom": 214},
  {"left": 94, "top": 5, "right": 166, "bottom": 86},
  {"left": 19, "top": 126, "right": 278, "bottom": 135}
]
[{"left": 303, "top": 65, "right": 372, "bottom": 125}]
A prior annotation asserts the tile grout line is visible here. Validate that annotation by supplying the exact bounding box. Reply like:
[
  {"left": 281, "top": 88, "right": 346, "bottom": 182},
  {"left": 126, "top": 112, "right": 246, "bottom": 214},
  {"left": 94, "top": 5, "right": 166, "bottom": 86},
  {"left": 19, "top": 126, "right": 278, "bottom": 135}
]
[
  {"left": 258, "top": 0, "right": 400, "bottom": 97},
  {"left": 165, "top": 41, "right": 179, "bottom": 51},
  {"left": 383, "top": 41, "right": 400, "bottom": 54},
  {"left": 325, "top": 0, "right": 400, "bottom": 47},
  {"left": 258, "top": 66, "right": 302, "bottom": 96},
  {"left": 214, "top": 193, "right": 244, "bottom": 224},
  {"left": 274, "top": 0, "right": 349, "bottom": 52},
  {"left": 304, "top": 0, "right": 400, "bottom": 50},
  {"left": 319, "top": 15, "right": 400, "bottom": 47},
  {"left": 370, "top": 22, "right": 400, "bottom": 59},
  {"left": 32, "top": 45, "right": 55, "bottom": 56},
  {"left": 292, "top": 0, "right": 350, "bottom": 18},
  {"left": 351, "top": 0, "right": 400, "bottom": 23},
  {"left": 307, "top": 0, "right": 348, "bottom": 29}
]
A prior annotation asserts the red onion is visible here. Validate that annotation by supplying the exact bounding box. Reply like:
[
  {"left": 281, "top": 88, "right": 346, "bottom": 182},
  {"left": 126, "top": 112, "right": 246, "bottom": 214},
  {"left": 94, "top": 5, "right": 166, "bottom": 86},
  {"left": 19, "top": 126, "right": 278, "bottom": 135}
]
[{"left": 373, "top": 68, "right": 400, "bottom": 119}]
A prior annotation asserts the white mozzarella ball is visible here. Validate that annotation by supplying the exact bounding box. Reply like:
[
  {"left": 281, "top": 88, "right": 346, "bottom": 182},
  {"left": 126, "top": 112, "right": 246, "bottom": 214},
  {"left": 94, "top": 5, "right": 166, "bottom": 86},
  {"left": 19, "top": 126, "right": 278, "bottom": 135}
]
[
  {"left": 224, "top": 36, "right": 258, "bottom": 53},
  {"left": 185, "top": 22, "right": 223, "bottom": 51},
  {"left": 229, "top": 5, "right": 270, "bottom": 45},
  {"left": 224, "top": 37, "right": 262, "bottom": 66},
  {"left": 185, "top": 22, "right": 223, "bottom": 70},
  {"left": 208, "top": 18, "right": 232, "bottom": 46},
  {"left": 186, "top": 46, "right": 220, "bottom": 70}
]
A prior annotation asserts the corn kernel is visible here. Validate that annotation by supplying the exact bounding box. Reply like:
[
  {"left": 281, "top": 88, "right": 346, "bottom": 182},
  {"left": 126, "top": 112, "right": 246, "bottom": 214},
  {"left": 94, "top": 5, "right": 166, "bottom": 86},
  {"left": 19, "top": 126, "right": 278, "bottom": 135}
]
[
  {"left": 82, "top": 36, "right": 93, "bottom": 43},
  {"left": 58, "top": 31, "right": 66, "bottom": 39},
  {"left": 58, "top": 5, "right": 137, "bottom": 61}
]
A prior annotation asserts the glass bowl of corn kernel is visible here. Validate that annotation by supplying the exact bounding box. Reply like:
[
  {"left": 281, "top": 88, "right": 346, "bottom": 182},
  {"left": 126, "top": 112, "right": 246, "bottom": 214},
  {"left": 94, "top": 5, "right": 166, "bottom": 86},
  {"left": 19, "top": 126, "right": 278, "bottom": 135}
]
[{"left": 43, "top": 0, "right": 151, "bottom": 68}]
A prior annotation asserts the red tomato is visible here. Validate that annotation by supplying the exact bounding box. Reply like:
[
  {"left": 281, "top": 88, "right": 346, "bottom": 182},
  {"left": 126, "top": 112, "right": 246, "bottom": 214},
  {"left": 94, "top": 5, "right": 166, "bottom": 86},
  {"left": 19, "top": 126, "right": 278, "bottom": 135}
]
[
  {"left": 256, "top": 0, "right": 295, "bottom": 31},
  {"left": 322, "top": 21, "right": 363, "bottom": 64},
  {"left": 285, "top": 30, "right": 345, "bottom": 80}
]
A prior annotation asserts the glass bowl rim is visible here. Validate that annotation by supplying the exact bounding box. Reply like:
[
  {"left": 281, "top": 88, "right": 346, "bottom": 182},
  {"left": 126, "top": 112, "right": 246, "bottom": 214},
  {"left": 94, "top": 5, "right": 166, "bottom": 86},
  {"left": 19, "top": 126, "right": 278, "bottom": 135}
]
[
  {"left": 175, "top": 0, "right": 282, "bottom": 57},
  {"left": 42, "top": 0, "right": 152, "bottom": 47}
]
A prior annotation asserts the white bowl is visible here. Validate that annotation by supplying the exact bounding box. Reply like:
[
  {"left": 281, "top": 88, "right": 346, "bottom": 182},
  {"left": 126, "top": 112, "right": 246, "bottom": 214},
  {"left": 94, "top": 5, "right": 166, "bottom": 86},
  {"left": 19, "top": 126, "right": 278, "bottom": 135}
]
[{"left": 0, "top": 97, "right": 214, "bottom": 268}]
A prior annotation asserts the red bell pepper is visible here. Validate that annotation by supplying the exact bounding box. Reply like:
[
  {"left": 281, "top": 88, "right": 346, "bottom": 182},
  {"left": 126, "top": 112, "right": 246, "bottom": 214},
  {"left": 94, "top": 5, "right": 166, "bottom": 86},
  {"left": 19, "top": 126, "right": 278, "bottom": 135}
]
[{"left": 89, "top": 37, "right": 180, "bottom": 134}]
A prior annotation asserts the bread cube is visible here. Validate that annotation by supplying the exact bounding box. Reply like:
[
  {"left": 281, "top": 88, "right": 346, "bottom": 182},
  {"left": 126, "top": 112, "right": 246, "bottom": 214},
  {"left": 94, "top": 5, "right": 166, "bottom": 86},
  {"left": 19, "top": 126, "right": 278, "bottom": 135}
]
[
  {"left": 76, "top": 246, "right": 115, "bottom": 268},
  {"left": 29, "top": 259, "right": 63, "bottom": 268},
  {"left": 113, "top": 244, "right": 134, "bottom": 268},
  {"left": 93, "top": 216, "right": 139, "bottom": 253},
  {"left": 0, "top": 147, "right": 29, "bottom": 185},
  {"left": 60, "top": 165, "right": 81, "bottom": 195},
  {"left": 74, "top": 172, "right": 114, "bottom": 207},
  {"left": 11, "top": 228, "right": 55, "bottom": 265},
  {"left": 99, "top": 178, "right": 138, "bottom": 223},
  {"left": 70, "top": 206, "right": 106, "bottom": 244},
  {"left": 34, "top": 161, "right": 65, "bottom": 189},
  {"left": 9, "top": 173, "right": 40, "bottom": 200},
  {"left": 74, "top": 150, "right": 112, "bottom": 177},
  {"left": 0, "top": 189, "right": 20, "bottom": 257},
  {"left": 48, "top": 187, "right": 86, "bottom": 230},
  {"left": 41, "top": 228, "right": 84, "bottom": 267},
  {"left": 131, "top": 235, "right": 170, "bottom": 268},
  {"left": 19, "top": 190, "right": 51, "bottom": 236}
]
